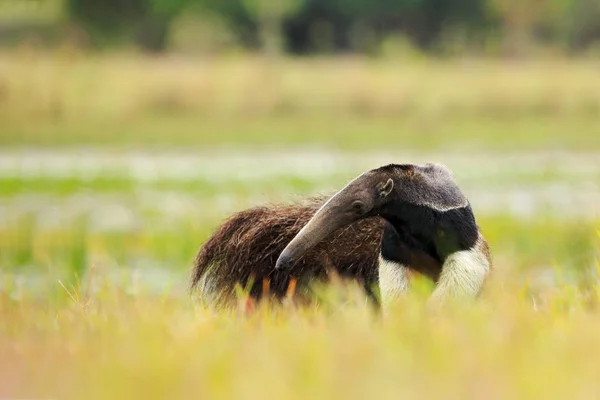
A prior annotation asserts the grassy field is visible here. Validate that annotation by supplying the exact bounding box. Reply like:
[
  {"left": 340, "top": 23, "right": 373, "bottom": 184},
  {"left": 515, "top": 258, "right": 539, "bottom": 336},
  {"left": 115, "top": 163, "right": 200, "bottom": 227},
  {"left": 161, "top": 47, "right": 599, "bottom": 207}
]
[
  {"left": 4, "top": 273, "right": 600, "bottom": 400},
  {"left": 1, "top": 52, "right": 600, "bottom": 399},
  {"left": 1, "top": 52, "right": 600, "bottom": 151}
]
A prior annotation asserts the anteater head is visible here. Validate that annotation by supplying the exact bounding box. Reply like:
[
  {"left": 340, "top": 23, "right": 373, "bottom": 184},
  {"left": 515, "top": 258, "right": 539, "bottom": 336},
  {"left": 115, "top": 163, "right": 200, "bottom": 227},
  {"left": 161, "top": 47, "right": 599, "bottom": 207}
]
[{"left": 275, "top": 163, "right": 469, "bottom": 271}]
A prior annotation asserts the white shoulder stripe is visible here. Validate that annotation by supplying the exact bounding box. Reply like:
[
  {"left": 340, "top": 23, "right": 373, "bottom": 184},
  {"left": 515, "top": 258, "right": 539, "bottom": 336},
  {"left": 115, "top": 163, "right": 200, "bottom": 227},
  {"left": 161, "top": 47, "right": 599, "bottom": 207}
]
[{"left": 378, "top": 255, "right": 410, "bottom": 309}]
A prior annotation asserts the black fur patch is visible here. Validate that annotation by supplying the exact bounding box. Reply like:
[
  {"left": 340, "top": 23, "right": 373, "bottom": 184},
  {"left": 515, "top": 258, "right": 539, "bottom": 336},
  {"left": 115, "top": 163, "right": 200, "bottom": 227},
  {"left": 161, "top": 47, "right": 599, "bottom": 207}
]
[
  {"left": 379, "top": 201, "right": 479, "bottom": 282},
  {"left": 434, "top": 204, "right": 479, "bottom": 258}
]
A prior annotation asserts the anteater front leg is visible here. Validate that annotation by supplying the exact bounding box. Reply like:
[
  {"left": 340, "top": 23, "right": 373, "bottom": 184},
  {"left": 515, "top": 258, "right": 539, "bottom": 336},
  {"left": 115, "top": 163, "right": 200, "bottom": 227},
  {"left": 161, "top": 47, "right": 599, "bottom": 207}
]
[
  {"left": 429, "top": 233, "right": 491, "bottom": 304},
  {"left": 378, "top": 222, "right": 444, "bottom": 311}
]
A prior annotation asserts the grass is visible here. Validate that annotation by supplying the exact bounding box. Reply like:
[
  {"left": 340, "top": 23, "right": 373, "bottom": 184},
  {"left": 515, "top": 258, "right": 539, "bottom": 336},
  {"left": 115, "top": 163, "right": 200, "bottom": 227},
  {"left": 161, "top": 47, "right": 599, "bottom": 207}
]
[
  {"left": 1, "top": 210, "right": 598, "bottom": 277},
  {"left": 1, "top": 51, "right": 600, "bottom": 398},
  {"left": 1, "top": 52, "right": 600, "bottom": 151},
  {"left": 4, "top": 167, "right": 599, "bottom": 196},
  {"left": 2, "top": 260, "right": 600, "bottom": 400},
  {"left": 3, "top": 113, "right": 600, "bottom": 151}
]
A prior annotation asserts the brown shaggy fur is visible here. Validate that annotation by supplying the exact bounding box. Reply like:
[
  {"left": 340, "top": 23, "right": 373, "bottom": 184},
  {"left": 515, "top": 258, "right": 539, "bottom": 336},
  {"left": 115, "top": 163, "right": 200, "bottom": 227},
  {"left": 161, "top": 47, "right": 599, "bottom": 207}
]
[{"left": 190, "top": 196, "right": 386, "bottom": 307}]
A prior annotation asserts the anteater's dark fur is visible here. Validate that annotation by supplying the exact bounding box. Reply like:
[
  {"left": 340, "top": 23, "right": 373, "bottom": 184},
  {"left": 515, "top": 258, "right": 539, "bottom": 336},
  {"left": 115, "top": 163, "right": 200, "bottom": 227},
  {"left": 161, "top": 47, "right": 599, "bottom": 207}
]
[{"left": 190, "top": 196, "right": 385, "bottom": 307}]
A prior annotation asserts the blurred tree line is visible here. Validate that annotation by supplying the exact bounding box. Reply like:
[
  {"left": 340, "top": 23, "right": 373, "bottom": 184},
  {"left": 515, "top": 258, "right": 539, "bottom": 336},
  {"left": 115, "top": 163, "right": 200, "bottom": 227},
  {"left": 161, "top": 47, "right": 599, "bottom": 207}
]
[{"left": 3, "top": 0, "right": 600, "bottom": 56}]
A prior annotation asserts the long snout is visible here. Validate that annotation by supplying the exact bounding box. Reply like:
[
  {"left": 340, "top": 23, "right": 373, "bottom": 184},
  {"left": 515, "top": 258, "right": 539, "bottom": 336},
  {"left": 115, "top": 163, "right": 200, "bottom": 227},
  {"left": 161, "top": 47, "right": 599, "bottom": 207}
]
[
  {"left": 275, "top": 205, "right": 351, "bottom": 270},
  {"left": 275, "top": 249, "right": 294, "bottom": 270}
]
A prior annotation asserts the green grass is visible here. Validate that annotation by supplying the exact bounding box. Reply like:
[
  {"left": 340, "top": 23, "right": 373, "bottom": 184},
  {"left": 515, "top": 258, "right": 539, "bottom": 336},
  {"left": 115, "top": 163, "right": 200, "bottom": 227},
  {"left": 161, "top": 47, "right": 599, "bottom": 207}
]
[
  {"left": 1, "top": 207, "right": 597, "bottom": 283},
  {"left": 3, "top": 112, "right": 600, "bottom": 152},
  {"left": 1, "top": 165, "right": 599, "bottom": 196},
  {"left": 0, "top": 174, "right": 331, "bottom": 196}
]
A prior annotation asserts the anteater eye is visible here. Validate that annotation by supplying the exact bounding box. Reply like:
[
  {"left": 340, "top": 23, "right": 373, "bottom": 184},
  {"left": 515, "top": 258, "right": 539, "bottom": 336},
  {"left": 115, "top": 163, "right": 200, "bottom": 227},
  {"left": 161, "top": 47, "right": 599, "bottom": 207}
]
[{"left": 352, "top": 201, "right": 364, "bottom": 213}]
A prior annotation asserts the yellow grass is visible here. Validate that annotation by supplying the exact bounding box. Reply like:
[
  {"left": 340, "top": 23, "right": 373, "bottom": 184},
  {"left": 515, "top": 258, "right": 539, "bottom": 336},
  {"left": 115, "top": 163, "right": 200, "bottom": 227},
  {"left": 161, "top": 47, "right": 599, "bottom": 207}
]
[
  {"left": 2, "top": 266, "right": 600, "bottom": 400},
  {"left": 1, "top": 51, "right": 600, "bottom": 120},
  {"left": 2, "top": 50, "right": 599, "bottom": 151}
]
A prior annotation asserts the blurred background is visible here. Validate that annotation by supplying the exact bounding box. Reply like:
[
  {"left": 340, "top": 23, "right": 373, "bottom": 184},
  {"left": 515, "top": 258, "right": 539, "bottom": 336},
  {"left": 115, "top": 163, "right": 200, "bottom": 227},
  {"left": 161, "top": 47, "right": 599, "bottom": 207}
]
[
  {"left": 0, "top": 0, "right": 599, "bottom": 296},
  {"left": 2, "top": 0, "right": 600, "bottom": 56}
]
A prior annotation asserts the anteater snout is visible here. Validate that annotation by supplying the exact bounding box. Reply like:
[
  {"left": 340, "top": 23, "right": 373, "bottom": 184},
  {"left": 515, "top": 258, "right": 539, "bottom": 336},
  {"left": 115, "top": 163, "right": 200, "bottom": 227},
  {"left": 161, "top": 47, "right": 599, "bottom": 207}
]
[{"left": 275, "top": 250, "right": 294, "bottom": 270}]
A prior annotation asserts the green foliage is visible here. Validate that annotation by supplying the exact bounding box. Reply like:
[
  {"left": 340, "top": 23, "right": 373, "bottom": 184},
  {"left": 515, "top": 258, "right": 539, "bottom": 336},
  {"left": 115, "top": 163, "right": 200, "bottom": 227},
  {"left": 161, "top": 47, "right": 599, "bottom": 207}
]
[
  {"left": 56, "top": 0, "right": 600, "bottom": 53},
  {"left": 65, "top": 0, "right": 192, "bottom": 51},
  {"left": 242, "top": 0, "right": 302, "bottom": 19},
  {"left": 60, "top": 0, "right": 490, "bottom": 53},
  {"left": 240, "top": 0, "right": 302, "bottom": 54},
  {"left": 65, "top": 0, "right": 149, "bottom": 43},
  {"left": 150, "top": 0, "right": 191, "bottom": 17},
  {"left": 568, "top": 0, "right": 600, "bottom": 51}
]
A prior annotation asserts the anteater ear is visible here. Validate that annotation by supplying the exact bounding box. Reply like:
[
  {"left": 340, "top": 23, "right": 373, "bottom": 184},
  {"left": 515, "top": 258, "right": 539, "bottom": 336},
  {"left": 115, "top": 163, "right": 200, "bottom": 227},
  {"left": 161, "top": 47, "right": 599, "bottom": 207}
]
[{"left": 377, "top": 178, "right": 394, "bottom": 198}]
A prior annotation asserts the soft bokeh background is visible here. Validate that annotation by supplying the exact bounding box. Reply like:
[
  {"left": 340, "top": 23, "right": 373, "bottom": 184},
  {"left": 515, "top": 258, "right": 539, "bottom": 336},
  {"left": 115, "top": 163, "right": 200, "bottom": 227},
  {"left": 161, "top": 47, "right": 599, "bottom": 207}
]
[{"left": 1, "top": 0, "right": 599, "bottom": 399}]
